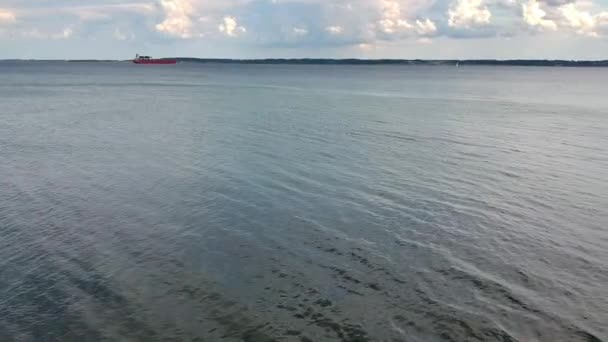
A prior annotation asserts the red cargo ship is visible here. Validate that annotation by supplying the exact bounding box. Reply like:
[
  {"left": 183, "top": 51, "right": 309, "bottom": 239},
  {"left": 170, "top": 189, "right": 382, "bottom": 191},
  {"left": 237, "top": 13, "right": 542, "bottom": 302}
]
[{"left": 133, "top": 54, "right": 177, "bottom": 64}]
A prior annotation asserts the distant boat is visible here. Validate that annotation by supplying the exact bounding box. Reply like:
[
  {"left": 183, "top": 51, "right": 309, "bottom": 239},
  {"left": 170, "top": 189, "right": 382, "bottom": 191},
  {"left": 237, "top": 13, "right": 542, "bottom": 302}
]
[{"left": 133, "top": 54, "right": 176, "bottom": 65}]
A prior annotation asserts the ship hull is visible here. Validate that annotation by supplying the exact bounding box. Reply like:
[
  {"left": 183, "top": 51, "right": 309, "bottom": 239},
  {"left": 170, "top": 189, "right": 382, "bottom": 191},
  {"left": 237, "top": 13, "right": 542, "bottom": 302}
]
[{"left": 133, "top": 59, "right": 177, "bottom": 65}]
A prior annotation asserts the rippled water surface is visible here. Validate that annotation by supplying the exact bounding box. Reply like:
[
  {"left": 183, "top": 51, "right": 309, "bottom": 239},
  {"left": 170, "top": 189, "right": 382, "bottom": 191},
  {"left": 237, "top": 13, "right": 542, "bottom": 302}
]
[{"left": 1, "top": 62, "right": 607, "bottom": 342}]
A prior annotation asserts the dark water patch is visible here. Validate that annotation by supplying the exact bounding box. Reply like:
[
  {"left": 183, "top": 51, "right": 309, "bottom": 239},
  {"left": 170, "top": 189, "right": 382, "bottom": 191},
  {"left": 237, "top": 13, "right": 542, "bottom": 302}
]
[{"left": 435, "top": 266, "right": 540, "bottom": 314}]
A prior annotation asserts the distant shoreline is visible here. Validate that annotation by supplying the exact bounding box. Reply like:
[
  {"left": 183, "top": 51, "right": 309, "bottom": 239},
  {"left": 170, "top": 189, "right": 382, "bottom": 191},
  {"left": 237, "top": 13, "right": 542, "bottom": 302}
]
[{"left": 2, "top": 58, "right": 608, "bottom": 67}]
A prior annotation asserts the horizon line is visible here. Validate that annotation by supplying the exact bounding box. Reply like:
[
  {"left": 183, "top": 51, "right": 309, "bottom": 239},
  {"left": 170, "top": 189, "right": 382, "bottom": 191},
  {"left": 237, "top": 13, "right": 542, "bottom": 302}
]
[
  {"left": 1, "top": 58, "right": 608, "bottom": 61},
  {"left": 2, "top": 58, "right": 607, "bottom": 67}
]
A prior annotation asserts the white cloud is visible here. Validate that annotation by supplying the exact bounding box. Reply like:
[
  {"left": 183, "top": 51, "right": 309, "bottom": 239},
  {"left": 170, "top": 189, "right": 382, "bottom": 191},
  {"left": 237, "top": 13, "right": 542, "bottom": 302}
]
[
  {"left": 377, "top": 0, "right": 413, "bottom": 34},
  {"left": 522, "top": 0, "right": 557, "bottom": 30},
  {"left": 414, "top": 18, "right": 437, "bottom": 35},
  {"left": 558, "top": 3, "right": 604, "bottom": 36},
  {"left": 375, "top": 0, "right": 436, "bottom": 37},
  {"left": 3, "top": 0, "right": 608, "bottom": 53},
  {"left": 219, "top": 16, "right": 245, "bottom": 37},
  {"left": 293, "top": 27, "right": 308, "bottom": 36},
  {"left": 448, "top": 0, "right": 492, "bottom": 27},
  {"left": 0, "top": 9, "right": 16, "bottom": 24},
  {"left": 378, "top": 18, "right": 409, "bottom": 33},
  {"left": 155, "top": 0, "right": 195, "bottom": 38},
  {"left": 325, "top": 25, "right": 344, "bottom": 34},
  {"left": 517, "top": 0, "right": 608, "bottom": 37},
  {"left": 379, "top": 18, "right": 437, "bottom": 35}
]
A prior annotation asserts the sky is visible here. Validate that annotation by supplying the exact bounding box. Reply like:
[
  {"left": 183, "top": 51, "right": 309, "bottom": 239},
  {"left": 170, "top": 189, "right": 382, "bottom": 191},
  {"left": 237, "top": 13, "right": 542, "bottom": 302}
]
[{"left": 0, "top": 0, "right": 607, "bottom": 59}]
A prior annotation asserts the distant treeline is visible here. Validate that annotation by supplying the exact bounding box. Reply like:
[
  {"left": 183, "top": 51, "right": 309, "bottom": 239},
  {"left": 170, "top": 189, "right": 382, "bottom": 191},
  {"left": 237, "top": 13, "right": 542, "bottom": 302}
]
[
  {"left": 168, "top": 58, "right": 608, "bottom": 67},
  {"left": 4, "top": 58, "right": 607, "bottom": 67}
]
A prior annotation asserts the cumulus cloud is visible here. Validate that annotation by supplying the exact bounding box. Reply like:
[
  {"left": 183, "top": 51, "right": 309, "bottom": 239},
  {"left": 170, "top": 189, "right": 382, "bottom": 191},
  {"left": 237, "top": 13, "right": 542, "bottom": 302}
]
[
  {"left": 3, "top": 0, "right": 608, "bottom": 53},
  {"left": 558, "top": 3, "right": 604, "bottom": 36},
  {"left": 375, "top": 0, "right": 437, "bottom": 38},
  {"left": 377, "top": 0, "right": 406, "bottom": 33},
  {"left": 517, "top": 0, "right": 608, "bottom": 36},
  {"left": 0, "top": 9, "right": 16, "bottom": 24},
  {"left": 414, "top": 18, "right": 438, "bottom": 34},
  {"left": 448, "top": 0, "right": 492, "bottom": 27},
  {"left": 325, "top": 25, "right": 344, "bottom": 34},
  {"left": 522, "top": 0, "right": 557, "bottom": 30},
  {"left": 379, "top": 18, "right": 437, "bottom": 35},
  {"left": 219, "top": 16, "right": 246, "bottom": 37},
  {"left": 155, "top": 0, "right": 196, "bottom": 38}
]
